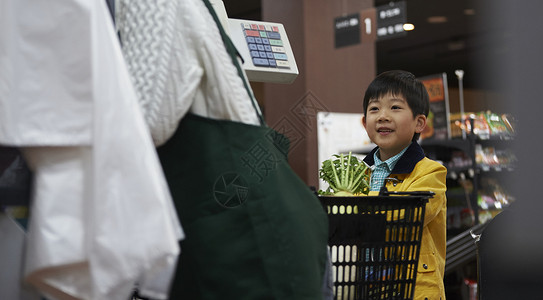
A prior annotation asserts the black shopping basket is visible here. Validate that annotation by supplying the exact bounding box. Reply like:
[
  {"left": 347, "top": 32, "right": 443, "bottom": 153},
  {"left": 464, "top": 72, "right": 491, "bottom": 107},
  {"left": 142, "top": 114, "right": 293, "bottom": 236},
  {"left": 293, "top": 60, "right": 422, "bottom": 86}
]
[{"left": 320, "top": 191, "right": 432, "bottom": 300}]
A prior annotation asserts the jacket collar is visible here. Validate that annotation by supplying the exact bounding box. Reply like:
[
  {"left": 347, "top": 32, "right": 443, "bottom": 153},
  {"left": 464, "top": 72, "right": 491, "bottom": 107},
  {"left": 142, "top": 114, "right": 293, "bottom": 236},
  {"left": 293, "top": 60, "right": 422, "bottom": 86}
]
[{"left": 363, "top": 141, "right": 425, "bottom": 174}]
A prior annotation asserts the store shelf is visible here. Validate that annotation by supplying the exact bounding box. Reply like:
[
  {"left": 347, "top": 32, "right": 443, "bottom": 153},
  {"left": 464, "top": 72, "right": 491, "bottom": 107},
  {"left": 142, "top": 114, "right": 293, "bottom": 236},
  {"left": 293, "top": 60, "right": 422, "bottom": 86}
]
[
  {"left": 421, "top": 125, "right": 515, "bottom": 283},
  {"left": 420, "top": 138, "right": 472, "bottom": 154},
  {"left": 477, "top": 165, "right": 514, "bottom": 173}
]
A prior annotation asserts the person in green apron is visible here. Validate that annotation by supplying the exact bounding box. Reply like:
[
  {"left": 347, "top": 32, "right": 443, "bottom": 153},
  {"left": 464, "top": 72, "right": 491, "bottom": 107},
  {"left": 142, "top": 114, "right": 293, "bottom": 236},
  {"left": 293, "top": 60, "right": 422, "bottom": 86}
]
[
  {"left": 158, "top": 114, "right": 329, "bottom": 299},
  {"left": 115, "top": 0, "right": 330, "bottom": 298}
]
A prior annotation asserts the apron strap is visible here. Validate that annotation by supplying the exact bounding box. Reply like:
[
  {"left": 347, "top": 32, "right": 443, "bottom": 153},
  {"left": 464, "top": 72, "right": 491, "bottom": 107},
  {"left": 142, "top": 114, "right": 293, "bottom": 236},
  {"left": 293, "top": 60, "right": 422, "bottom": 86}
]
[{"left": 201, "top": 0, "right": 266, "bottom": 126}]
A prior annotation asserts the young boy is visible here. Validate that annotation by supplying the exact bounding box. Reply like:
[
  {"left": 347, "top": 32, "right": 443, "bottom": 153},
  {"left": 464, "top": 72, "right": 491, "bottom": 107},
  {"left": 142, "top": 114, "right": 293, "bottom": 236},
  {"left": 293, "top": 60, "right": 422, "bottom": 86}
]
[{"left": 362, "top": 70, "right": 447, "bottom": 300}]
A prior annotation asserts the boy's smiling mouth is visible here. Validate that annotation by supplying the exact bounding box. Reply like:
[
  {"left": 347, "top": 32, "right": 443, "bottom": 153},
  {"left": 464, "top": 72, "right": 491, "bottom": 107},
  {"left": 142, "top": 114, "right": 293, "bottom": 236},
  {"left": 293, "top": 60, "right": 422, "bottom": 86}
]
[{"left": 377, "top": 127, "right": 393, "bottom": 134}]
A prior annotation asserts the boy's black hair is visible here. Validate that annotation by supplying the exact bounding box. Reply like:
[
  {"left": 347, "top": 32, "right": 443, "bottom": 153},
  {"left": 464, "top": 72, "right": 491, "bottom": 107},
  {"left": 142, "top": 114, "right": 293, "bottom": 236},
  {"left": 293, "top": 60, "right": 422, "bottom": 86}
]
[{"left": 363, "top": 70, "right": 430, "bottom": 141}]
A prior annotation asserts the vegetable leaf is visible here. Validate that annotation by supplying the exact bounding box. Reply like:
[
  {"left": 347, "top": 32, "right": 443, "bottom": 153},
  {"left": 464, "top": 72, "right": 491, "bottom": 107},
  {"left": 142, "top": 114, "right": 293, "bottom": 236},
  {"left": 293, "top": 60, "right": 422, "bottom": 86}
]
[{"left": 318, "top": 152, "right": 371, "bottom": 196}]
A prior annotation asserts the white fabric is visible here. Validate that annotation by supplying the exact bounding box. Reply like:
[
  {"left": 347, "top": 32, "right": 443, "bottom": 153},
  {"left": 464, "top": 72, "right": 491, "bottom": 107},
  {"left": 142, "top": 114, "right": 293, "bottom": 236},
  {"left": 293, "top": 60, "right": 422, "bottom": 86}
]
[
  {"left": 116, "top": 0, "right": 260, "bottom": 147},
  {"left": 0, "top": 0, "right": 183, "bottom": 299},
  {"left": 0, "top": 0, "right": 92, "bottom": 146}
]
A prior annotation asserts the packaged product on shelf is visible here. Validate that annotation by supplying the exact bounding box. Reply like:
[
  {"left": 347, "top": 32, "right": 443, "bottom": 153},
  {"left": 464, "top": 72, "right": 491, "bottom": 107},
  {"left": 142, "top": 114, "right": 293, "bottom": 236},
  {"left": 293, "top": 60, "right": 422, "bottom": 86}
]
[
  {"left": 450, "top": 150, "right": 472, "bottom": 168},
  {"left": 449, "top": 111, "right": 515, "bottom": 139},
  {"left": 478, "top": 209, "right": 493, "bottom": 224},
  {"left": 471, "top": 112, "right": 491, "bottom": 139},
  {"left": 449, "top": 112, "right": 470, "bottom": 138},
  {"left": 500, "top": 113, "right": 516, "bottom": 136},
  {"left": 484, "top": 111, "right": 511, "bottom": 138},
  {"left": 482, "top": 146, "right": 500, "bottom": 167},
  {"left": 475, "top": 144, "right": 484, "bottom": 166},
  {"left": 479, "top": 177, "right": 514, "bottom": 207},
  {"left": 475, "top": 145, "right": 516, "bottom": 170},
  {"left": 475, "top": 144, "right": 498, "bottom": 170},
  {"left": 449, "top": 112, "right": 490, "bottom": 139},
  {"left": 478, "top": 194, "right": 498, "bottom": 210}
]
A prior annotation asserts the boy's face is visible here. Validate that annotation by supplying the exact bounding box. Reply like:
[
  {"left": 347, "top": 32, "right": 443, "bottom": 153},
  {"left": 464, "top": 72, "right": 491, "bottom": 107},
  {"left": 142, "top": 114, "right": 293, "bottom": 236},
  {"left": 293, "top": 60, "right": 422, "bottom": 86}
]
[{"left": 362, "top": 92, "right": 426, "bottom": 161}]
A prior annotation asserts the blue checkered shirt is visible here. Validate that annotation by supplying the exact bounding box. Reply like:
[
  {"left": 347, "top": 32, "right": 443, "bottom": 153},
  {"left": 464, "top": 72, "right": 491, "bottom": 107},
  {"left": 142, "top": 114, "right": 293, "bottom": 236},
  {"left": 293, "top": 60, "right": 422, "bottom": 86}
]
[{"left": 369, "top": 146, "right": 409, "bottom": 192}]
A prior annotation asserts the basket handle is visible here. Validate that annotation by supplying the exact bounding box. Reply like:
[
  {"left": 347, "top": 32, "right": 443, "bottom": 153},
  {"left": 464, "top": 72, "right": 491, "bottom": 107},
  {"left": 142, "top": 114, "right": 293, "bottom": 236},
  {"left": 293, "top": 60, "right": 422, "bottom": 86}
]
[{"left": 379, "top": 190, "right": 435, "bottom": 198}]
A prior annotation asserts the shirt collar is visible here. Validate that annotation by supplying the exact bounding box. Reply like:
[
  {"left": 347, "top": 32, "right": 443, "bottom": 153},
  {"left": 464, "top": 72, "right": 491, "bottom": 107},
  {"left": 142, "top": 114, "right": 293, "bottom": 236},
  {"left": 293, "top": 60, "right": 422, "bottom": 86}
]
[{"left": 373, "top": 146, "right": 409, "bottom": 172}]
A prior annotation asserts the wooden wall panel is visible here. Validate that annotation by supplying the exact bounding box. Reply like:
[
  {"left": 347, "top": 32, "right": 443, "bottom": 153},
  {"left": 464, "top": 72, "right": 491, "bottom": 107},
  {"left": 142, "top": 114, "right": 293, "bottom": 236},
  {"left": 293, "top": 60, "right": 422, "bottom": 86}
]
[{"left": 261, "top": 0, "right": 375, "bottom": 187}]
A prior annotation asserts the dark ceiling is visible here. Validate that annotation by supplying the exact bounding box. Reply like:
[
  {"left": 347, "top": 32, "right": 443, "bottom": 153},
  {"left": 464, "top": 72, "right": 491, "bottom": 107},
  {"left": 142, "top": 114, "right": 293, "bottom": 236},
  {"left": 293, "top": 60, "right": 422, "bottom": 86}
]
[{"left": 223, "top": 0, "right": 508, "bottom": 90}]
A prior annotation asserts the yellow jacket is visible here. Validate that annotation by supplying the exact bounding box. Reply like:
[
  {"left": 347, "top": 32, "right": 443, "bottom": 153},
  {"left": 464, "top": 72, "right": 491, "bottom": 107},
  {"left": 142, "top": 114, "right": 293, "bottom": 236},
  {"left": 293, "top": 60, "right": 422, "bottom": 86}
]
[{"left": 365, "top": 142, "right": 447, "bottom": 300}]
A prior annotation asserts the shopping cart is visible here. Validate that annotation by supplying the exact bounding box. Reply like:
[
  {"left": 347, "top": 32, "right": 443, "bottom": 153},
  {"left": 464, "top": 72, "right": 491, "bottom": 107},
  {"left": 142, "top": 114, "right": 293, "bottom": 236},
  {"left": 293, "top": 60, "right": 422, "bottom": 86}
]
[{"left": 320, "top": 191, "right": 432, "bottom": 300}]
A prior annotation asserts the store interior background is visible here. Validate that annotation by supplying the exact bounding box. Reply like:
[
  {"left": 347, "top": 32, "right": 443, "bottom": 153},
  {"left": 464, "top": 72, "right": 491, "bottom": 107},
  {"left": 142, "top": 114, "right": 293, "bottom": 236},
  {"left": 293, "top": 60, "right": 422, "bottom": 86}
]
[
  {"left": 223, "top": 0, "right": 543, "bottom": 299},
  {"left": 2, "top": 1, "right": 542, "bottom": 299},
  {"left": 222, "top": 0, "right": 510, "bottom": 188}
]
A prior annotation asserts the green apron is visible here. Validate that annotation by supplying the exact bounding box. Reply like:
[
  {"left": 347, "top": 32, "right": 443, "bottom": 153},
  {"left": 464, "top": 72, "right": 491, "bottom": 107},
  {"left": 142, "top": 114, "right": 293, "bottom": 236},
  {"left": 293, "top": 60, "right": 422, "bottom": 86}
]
[{"left": 156, "top": 1, "right": 328, "bottom": 299}]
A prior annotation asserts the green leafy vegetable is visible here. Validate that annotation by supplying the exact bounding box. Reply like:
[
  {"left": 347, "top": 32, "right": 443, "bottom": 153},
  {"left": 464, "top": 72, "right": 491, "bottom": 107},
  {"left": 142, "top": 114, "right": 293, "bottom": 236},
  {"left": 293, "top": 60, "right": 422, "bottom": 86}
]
[{"left": 318, "top": 152, "right": 371, "bottom": 196}]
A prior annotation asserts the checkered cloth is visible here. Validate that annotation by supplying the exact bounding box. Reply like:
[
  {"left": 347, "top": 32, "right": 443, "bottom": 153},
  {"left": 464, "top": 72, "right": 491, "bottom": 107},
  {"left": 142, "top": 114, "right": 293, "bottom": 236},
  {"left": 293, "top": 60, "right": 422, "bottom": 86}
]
[{"left": 369, "top": 146, "right": 409, "bottom": 191}]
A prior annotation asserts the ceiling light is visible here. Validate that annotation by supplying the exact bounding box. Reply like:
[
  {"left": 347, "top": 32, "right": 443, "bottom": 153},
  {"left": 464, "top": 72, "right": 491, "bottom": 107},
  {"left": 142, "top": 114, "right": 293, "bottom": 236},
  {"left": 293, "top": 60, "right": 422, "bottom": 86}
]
[
  {"left": 403, "top": 23, "right": 415, "bottom": 31},
  {"left": 464, "top": 9, "right": 475, "bottom": 16},
  {"left": 427, "top": 16, "right": 448, "bottom": 24},
  {"left": 448, "top": 40, "right": 466, "bottom": 51}
]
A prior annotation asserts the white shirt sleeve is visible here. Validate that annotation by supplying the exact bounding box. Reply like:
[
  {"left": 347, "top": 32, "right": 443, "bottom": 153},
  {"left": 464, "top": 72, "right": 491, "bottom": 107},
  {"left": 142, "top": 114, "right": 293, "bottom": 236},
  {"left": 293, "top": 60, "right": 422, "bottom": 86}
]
[{"left": 117, "top": 0, "right": 260, "bottom": 147}]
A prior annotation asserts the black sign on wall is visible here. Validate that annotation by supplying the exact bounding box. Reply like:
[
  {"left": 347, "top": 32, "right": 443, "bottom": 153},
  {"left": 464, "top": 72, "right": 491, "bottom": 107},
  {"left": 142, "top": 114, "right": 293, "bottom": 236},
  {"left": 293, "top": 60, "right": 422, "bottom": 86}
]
[
  {"left": 334, "top": 13, "right": 360, "bottom": 48},
  {"left": 376, "top": 1, "right": 407, "bottom": 40}
]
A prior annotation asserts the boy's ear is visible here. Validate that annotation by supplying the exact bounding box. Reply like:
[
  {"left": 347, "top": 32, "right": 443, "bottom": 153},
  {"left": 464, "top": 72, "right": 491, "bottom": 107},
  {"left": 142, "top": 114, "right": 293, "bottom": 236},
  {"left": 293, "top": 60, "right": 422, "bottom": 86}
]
[
  {"left": 362, "top": 115, "right": 367, "bottom": 129},
  {"left": 414, "top": 114, "right": 427, "bottom": 133}
]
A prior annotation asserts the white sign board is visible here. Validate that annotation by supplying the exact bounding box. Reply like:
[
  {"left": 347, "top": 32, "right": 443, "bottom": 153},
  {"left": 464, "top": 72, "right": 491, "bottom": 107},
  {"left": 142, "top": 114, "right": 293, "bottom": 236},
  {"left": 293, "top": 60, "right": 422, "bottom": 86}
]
[{"left": 317, "top": 112, "right": 375, "bottom": 191}]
